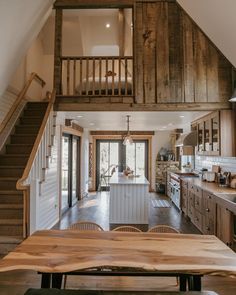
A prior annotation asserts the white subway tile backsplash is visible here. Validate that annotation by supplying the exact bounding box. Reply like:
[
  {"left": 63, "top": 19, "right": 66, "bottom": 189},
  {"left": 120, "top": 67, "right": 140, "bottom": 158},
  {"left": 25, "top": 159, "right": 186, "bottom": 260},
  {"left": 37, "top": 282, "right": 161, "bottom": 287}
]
[{"left": 195, "top": 156, "right": 236, "bottom": 174}]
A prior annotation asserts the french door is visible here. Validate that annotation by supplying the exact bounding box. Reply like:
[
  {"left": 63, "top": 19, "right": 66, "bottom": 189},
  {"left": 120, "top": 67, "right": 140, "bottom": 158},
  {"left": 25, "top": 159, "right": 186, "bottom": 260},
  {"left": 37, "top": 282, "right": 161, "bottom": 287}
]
[
  {"left": 61, "top": 134, "right": 80, "bottom": 214},
  {"left": 96, "top": 140, "right": 148, "bottom": 190}
]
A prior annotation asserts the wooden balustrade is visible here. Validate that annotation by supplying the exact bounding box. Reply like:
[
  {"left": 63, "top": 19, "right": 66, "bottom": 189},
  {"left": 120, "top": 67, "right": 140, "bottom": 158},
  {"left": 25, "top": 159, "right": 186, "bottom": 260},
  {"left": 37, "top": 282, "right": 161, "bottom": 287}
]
[
  {"left": 17, "top": 90, "right": 56, "bottom": 238},
  {"left": 60, "top": 56, "right": 133, "bottom": 96}
]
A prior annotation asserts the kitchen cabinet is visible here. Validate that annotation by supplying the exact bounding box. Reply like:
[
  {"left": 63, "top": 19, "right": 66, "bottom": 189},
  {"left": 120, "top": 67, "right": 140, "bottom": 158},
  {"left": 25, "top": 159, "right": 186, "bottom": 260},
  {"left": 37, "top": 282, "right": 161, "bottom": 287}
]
[
  {"left": 216, "top": 204, "right": 234, "bottom": 248},
  {"left": 192, "top": 110, "right": 235, "bottom": 157},
  {"left": 202, "top": 191, "right": 216, "bottom": 235},
  {"left": 180, "top": 179, "right": 188, "bottom": 214}
]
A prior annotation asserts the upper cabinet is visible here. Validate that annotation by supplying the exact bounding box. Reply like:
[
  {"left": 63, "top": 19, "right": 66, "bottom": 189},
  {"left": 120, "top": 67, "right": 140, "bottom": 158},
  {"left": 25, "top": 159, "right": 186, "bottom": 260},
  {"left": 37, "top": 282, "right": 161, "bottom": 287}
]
[{"left": 192, "top": 110, "right": 236, "bottom": 157}]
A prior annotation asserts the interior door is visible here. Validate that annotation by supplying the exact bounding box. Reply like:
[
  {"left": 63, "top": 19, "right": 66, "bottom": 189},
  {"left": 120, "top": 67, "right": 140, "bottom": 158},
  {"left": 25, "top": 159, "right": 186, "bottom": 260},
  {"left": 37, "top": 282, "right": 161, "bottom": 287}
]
[{"left": 61, "top": 134, "right": 70, "bottom": 213}]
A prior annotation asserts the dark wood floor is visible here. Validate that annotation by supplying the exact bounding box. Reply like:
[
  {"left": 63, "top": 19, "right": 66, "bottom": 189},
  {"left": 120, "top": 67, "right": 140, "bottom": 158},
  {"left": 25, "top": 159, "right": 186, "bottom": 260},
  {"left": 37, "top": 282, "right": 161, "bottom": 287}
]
[{"left": 0, "top": 192, "right": 235, "bottom": 295}]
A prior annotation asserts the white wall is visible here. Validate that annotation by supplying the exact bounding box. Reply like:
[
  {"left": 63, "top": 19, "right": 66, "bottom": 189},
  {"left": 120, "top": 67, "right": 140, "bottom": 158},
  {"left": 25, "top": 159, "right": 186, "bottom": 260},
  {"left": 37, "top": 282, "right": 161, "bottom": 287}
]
[
  {"left": 177, "top": 0, "right": 236, "bottom": 67},
  {"left": 151, "top": 131, "right": 172, "bottom": 190},
  {"left": 0, "top": 0, "right": 54, "bottom": 97},
  {"left": 80, "top": 129, "right": 90, "bottom": 197}
]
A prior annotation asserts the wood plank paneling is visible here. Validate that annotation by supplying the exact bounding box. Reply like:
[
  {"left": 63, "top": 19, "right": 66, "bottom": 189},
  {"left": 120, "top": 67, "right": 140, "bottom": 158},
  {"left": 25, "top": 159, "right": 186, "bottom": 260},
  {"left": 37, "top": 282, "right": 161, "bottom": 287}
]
[
  {"left": 207, "top": 44, "right": 219, "bottom": 102},
  {"left": 142, "top": 2, "right": 157, "bottom": 104},
  {"left": 182, "top": 12, "right": 194, "bottom": 103},
  {"left": 156, "top": 2, "right": 169, "bottom": 103},
  {"left": 134, "top": 2, "right": 144, "bottom": 103},
  {"left": 193, "top": 27, "right": 208, "bottom": 102},
  {"left": 168, "top": 3, "right": 183, "bottom": 103},
  {"left": 218, "top": 55, "right": 232, "bottom": 102}
]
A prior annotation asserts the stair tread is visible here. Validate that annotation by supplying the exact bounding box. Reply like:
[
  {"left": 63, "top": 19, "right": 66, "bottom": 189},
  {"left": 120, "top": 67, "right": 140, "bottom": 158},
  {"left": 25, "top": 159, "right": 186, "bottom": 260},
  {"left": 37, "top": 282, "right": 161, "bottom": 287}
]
[
  {"left": 0, "top": 236, "right": 23, "bottom": 243},
  {"left": 12, "top": 134, "right": 37, "bottom": 137},
  {"left": 0, "top": 219, "right": 23, "bottom": 225},
  {"left": 0, "top": 204, "right": 23, "bottom": 209},
  {"left": 0, "top": 190, "right": 23, "bottom": 195},
  {"left": 0, "top": 166, "right": 25, "bottom": 168},
  {"left": 0, "top": 177, "right": 18, "bottom": 180},
  {"left": 0, "top": 154, "right": 28, "bottom": 157}
]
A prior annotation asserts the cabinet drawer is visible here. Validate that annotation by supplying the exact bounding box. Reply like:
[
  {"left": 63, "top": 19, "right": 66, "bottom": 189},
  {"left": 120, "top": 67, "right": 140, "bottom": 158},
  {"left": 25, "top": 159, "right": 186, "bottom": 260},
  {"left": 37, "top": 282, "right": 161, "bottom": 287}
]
[
  {"left": 189, "top": 184, "right": 195, "bottom": 193},
  {"left": 188, "top": 205, "right": 194, "bottom": 221},
  {"left": 181, "top": 192, "right": 188, "bottom": 214},
  {"left": 194, "top": 210, "right": 203, "bottom": 231},
  {"left": 181, "top": 180, "right": 188, "bottom": 190},
  {"left": 202, "top": 215, "right": 215, "bottom": 235},
  {"left": 194, "top": 186, "right": 202, "bottom": 195},
  {"left": 194, "top": 193, "right": 202, "bottom": 212}
]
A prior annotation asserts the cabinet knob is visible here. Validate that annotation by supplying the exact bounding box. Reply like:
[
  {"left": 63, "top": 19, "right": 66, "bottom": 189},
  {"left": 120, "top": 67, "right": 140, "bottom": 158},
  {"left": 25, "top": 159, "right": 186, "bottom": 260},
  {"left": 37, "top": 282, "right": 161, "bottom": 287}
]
[
  {"left": 206, "top": 208, "right": 210, "bottom": 212},
  {"left": 207, "top": 195, "right": 211, "bottom": 199},
  {"left": 206, "top": 226, "right": 210, "bottom": 231}
]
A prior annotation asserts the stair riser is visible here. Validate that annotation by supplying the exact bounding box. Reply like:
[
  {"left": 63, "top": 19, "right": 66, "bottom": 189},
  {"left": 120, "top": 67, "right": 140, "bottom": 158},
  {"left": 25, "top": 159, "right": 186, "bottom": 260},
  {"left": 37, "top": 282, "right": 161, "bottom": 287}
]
[
  {"left": 0, "top": 168, "right": 24, "bottom": 177},
  {"left": 20, "top": 117, "right": 42, "bottom": 125},
  {"left": 0, "top": 195, "right": 23, "bottom": 204},
  {"left": 0, "top": 209, "right": 23, "bottom": 219},
  {"left": 15, "top": 125, "right": 39, "bottom": 134},
  {"left": 0, "top": 243, "right": 18, "bottom": 255},
  {"left": 0, "top": 180, "right": 17, "bottom": 190},
  {"left": 24, "top": 109, "right": 46, "bottom": 117},
  {"left": 27, "top": 102, "right": 48, "bottom": 110},
  {"left": 0, "top": 157, "right": 28, "bottom": 166},
  {"left": 6, "top": 145, "right": 32, "bottom": 154},
  {"left": 11, "top": 135, "right": 36, "bottom": 144},
  {"left": 0, "top": 225, "right": 23, "bottom": 236}
]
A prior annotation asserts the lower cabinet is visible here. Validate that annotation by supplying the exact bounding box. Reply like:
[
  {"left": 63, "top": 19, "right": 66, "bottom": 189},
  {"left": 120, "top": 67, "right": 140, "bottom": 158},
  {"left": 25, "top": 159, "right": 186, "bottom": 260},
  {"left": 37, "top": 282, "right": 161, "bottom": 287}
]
[
  {"left": 216, "top": 204, "right": 234, "bottom": 247},
  {"left": 202, "top": 191, "right": 216, "bottom": 235},
  {"left": 180, "top": 181, "right": 234, "bottom": 250}
]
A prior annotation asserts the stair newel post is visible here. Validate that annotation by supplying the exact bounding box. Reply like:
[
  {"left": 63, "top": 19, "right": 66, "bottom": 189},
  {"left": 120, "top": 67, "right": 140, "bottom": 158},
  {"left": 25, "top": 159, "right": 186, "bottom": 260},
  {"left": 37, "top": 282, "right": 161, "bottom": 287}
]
[{"left": 23, "top": 186, "right": 30, "bottom": 238}]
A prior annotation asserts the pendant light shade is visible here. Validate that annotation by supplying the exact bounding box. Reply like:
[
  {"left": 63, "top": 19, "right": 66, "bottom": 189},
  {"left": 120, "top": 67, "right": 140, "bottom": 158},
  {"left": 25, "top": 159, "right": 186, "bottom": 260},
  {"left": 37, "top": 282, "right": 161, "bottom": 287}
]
[
  {"left": 229, "top": 88, "right": 236, "bottom": 102},
  {"left": 123, "top": 115, "right": 133, "bottom": 145}
]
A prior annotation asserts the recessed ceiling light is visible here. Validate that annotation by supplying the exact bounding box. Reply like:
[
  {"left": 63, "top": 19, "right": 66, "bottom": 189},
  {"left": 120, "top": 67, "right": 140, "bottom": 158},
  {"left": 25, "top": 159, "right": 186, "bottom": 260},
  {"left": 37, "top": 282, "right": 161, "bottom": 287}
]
[
  {"left": 179, "top": 115, "right": 185, "bottom": 118},
  {"left": 89, "top": 123, "right": 95, "bottom": 126},
  {"left": 162, "top": 126, "right": 167, "bottom": 129},
  {"left": 77, "top": 115, "right": 83, "bottom": 118},
  {"left": 168, "top": 123, "right": 173, "bottom": 126},
  {"left": 106, "top": 23, "right": 110, "bottom": 28}
]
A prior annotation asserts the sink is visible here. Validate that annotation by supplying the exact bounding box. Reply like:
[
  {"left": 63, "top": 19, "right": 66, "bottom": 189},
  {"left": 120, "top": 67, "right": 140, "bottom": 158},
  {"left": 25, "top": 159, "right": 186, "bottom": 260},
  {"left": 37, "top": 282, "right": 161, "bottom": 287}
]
[{"left": 216, "top": 193, "right": 236, "bottom": 204}]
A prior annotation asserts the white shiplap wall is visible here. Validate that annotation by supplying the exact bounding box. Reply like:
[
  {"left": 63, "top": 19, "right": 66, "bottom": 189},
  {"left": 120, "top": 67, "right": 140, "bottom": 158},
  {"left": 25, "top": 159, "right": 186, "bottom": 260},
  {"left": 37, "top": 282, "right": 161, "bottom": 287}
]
[
  {"left": 0, "top": 88, "right": 17, "bottom": 124},
  {"left": 30, "top": 123, "right": 60, "bottom": 234}
]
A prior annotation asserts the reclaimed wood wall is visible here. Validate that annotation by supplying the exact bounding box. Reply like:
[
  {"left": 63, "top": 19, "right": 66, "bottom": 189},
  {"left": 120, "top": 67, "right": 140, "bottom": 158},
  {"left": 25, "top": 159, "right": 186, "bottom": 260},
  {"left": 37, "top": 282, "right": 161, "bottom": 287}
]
[{"left": 134, "top": 1, "right": 233, "bottom": 104}]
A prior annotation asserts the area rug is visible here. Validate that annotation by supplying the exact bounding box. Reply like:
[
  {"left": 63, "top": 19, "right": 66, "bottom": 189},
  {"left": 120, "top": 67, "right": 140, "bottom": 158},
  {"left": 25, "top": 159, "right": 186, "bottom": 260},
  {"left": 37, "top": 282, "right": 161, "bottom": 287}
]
[{"left": 151, "top": 199, "right": 171, "bottom": 208}]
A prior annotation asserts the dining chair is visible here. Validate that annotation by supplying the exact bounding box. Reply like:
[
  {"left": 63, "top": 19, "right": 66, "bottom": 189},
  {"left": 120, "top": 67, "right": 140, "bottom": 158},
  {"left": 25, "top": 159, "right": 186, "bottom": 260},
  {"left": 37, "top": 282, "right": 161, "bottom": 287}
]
[
  {"left": 68, "top": 221, "right": 104, "bottom": 231},
  {"left": 148, "top": 225, "right": 180, "bottom": 233},
  {"left": 112, "top": 225, "right": 142, "bottom": 232},
  {"left": 64, "top": 221, "right": 104, "bottom": 288}
]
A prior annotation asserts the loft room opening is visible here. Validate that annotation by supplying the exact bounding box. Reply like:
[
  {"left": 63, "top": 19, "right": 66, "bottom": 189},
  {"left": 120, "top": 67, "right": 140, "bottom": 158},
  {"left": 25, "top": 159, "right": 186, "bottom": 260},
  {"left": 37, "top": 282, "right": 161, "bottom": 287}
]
[{"left": 60, "top": 8, "right": 133, "bottom": 97}]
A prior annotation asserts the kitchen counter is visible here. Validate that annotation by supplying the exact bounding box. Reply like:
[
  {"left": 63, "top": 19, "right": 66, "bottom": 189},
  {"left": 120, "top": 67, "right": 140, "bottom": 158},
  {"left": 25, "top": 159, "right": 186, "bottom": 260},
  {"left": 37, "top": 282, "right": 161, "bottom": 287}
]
[
  {"left": 183, "top": 177, "right": 236, "bottom": 214},
  {"left": 110, "top": 172, "right": 149, "bottom": 185}
]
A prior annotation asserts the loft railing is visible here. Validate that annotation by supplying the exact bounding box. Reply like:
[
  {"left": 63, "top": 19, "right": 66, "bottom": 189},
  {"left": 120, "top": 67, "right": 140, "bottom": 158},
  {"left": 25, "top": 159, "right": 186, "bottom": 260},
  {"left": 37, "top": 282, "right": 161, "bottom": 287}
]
[
  {"left": 60, "top": 56, "right": 133, "bottom": 96},
  {"left": 16, "top": 90, "right": 56, "bottom": 238}
]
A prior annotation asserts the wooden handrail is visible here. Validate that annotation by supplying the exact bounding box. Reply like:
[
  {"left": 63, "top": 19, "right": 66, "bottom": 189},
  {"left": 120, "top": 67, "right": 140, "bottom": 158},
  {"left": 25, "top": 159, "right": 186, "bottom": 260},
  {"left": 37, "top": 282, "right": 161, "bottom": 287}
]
[
  {"left": 16, "top": 89, "right": 56, "bottom": 190},
  {"left": 0, "top": 72, "right": 46, "bottom": 134},
  {"left": 61, "top": 55, "right": 133, "bottom": 60}
]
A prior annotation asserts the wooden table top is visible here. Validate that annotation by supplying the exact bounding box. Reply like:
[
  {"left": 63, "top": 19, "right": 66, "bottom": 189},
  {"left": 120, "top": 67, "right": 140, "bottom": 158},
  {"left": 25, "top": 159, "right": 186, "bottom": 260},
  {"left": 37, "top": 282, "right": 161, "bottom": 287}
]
[{"left": 0, "top": 230, "right": 236, "bottom": 276}]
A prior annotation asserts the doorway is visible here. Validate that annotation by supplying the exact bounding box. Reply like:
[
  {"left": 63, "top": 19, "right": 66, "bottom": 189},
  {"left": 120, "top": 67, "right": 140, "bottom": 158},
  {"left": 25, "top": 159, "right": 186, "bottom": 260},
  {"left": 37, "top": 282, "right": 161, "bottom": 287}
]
[
  {"left": 96, "top": 139, "right": 148, "bottom": 191},
  {"left": 61, "top": 134, "right": 80, "bottom": 214}
]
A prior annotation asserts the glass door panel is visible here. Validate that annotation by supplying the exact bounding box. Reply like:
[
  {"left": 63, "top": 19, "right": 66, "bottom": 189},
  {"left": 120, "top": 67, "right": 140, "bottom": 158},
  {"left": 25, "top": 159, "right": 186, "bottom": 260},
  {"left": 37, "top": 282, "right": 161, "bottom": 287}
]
[
  {"left": 198, "top": 122, "right": 204, "bottom": 152},
  {"left": 212, "top": 115, "right": 219, "bottom": 152},
  {"left": 71, "top": 136, "right": 79, "bottom": 205},
  {"left": 204, "top": 120, "right": 211, "bottom": 152},
  {"left": 61, "top": 135, "right": 70, "bottom": 213},
  {"left": 97, "top": 141, "right": 119, "bottom": 190},
  {"left": 126, "top": 142, "right": 146, "bottom": 177}
]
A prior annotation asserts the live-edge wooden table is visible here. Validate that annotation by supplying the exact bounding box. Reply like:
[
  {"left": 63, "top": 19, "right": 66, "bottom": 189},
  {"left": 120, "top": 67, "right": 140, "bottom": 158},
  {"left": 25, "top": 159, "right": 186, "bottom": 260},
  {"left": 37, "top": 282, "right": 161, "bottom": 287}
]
[{"left": 0, "top": 230, "right": 236, "bottom": 291}]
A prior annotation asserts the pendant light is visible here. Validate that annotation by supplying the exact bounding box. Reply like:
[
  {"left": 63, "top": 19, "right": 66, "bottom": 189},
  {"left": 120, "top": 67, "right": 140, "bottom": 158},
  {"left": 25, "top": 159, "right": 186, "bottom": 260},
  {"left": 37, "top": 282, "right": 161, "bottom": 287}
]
[{"left": 123, "top": 115, "right": 133, "bottom": 145}]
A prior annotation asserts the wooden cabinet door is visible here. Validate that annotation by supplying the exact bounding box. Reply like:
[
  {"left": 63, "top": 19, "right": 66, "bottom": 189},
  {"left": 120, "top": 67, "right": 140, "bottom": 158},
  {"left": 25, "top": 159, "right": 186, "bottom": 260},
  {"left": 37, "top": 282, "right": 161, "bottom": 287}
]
[
  {"left": 194, "top": 186, "right": 202, "bottom": 213},
  {"left": 211, "top": 112, "right": 220, "bottom": 154},
  {"left": 197, "top": 121, "right": 204, "bottom": 153},
  {"left": 187, "top": 190, "right": 194, "bottom": 221},
  {"left": 216, "top": 204, "right": 234, "bottom": 247},
  {"left": 204, "top": 118, "right": 211, "bottom": 152},
  {"left": 202, "top": 191, "right": 216, "bottom": 235}
]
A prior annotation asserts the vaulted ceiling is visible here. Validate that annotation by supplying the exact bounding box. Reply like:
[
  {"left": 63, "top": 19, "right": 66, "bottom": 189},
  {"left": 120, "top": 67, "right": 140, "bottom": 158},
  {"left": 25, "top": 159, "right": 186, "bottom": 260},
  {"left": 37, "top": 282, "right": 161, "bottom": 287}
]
[{"left": 177, "top": 0, "right": 236, "bottom": 67}]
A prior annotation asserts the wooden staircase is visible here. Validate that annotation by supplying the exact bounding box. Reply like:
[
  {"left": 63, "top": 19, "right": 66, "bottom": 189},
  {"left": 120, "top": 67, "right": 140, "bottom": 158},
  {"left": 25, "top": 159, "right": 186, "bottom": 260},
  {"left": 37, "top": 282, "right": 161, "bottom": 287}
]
[{"left": 0, "top": 102, "right": 48, "bottom": 255}]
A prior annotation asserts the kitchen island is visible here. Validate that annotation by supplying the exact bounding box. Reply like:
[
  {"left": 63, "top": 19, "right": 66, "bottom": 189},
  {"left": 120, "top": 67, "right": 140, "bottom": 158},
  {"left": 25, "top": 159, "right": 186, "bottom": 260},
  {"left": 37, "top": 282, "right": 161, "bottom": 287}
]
[{"left": 109, "top": 172, "right": 149, "bottom": 230}]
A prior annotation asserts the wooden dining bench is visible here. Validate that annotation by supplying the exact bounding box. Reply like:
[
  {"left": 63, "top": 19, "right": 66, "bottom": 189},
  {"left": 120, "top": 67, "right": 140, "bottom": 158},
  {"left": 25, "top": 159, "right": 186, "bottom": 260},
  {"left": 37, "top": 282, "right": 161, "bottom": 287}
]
[{"left": 24, "top": 289, "right": 219, "bottom": 295}]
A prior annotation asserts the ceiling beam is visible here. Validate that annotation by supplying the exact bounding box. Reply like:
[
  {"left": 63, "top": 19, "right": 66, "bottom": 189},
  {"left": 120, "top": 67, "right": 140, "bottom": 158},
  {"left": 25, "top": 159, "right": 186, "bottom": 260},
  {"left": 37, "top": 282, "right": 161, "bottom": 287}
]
[{"left": 90, "top": 131, "right": 154, "bottom": 135}]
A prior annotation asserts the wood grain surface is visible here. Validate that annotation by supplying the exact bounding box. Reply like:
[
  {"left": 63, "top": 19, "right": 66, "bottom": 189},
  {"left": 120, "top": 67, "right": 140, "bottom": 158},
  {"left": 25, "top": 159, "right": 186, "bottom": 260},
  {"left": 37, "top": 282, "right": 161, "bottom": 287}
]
[{"left": 0, "top": 231, "right": 236, "bottom": 276}]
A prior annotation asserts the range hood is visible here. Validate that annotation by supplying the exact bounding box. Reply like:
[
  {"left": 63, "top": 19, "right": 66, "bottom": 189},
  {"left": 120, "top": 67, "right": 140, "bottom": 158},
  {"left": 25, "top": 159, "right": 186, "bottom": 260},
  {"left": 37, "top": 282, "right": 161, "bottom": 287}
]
[{"left": 175, "top": 131, "right": 197, "bottom": 147}]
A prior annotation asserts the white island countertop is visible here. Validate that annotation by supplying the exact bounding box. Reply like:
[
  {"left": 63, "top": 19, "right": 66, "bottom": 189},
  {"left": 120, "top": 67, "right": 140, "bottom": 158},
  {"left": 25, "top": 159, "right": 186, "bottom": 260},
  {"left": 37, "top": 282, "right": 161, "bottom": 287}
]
[{"left": 110, "top": 172, "right": 149, "bottom": 185}]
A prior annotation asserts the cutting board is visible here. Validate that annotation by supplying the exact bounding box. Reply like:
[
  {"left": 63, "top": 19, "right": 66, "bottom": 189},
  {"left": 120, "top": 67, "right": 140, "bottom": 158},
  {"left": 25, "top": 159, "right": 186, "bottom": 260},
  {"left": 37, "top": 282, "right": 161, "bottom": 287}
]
[{"left": 212, "top": 165, "right": 220, "bottom": 173}]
